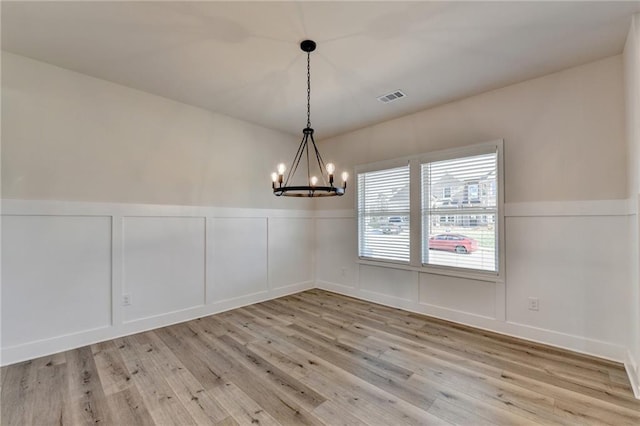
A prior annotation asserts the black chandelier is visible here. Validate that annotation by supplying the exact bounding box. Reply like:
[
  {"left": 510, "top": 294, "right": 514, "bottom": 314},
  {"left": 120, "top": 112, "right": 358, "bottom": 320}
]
[{"left": 271, "top": 40, "right": 347, "bottom": 197}]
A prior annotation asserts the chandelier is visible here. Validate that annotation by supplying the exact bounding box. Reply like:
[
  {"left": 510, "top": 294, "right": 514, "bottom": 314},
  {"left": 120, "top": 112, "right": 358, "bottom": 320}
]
[{"left": 271, "top": 40, "right": 347, "bottom": 197}]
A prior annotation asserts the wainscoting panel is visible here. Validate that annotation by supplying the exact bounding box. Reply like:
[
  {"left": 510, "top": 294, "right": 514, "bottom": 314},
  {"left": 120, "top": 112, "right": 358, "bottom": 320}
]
[
  {"left": 315, "top": 217, "right": 358, "bottom": 288},
  {"left": 1, "top": 215, "right": 112, "bottom": 347},
  {"left": 419, "top": 273, "right": 496, "bottom": 319},
  {"left": 359, "top": 264, "right": 417, "bottom": 301},
  {"left": 1, "top": 200, "right": 314, "bottom": 365},
  {"left": 268, "top": 217, "right": 313, "bottom": 289},
  {"left": 506, "top": 214, "right": 631, "bottom": 348},
  {"left": 209, "top": 217, "right": 268, "bottom": 303},
  {"left": 122, "top": 216, "right": 206, "bottom": 322},
  {"left": 314, "top": 200, "right": 633, "bottom": 366}
]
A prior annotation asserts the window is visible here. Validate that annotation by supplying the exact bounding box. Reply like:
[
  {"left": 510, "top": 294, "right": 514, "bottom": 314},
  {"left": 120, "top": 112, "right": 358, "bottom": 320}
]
[
  {"left": 357, "top": 165, "right": 410, "bottom": 263},
  {"left": 355, "top": 140, "right": 503, "bottom": 279},
  {"left": 422, "top": 151, "right": 498, "bottom": 272},
  {"left": 467, "top": 183, "right": 480, "bottom": 201}
]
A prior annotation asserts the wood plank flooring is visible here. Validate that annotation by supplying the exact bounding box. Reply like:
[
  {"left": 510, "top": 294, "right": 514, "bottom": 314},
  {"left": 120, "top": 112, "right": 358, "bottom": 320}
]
[{"left": 2, "top": 289, "right": 639, "bottom": 425}]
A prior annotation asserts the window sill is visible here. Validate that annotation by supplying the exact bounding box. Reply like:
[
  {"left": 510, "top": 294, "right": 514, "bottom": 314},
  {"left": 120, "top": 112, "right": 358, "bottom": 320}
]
[{"left": 357, "top": 258, "right": 503, "bottom": 283}]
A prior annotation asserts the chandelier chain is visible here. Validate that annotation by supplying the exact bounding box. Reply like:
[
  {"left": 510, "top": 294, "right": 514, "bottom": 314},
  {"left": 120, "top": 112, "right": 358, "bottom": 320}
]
[{"left": 306, "top": 51, "right": 311, "bottom": 128}]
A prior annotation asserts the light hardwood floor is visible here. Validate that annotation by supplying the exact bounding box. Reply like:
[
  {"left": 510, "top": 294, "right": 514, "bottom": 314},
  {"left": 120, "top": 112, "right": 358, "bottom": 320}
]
[{"left": 2, "top": 289, "right": 639, "bottom": 425}]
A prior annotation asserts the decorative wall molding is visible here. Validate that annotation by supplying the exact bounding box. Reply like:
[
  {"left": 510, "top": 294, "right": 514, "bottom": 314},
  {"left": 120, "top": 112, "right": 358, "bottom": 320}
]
[
  {"left": 2, "top": 197, "right": 638, "bottom": 402},
  {"left": 1, "top": 198, "right": 315, "bottom": 218},
  {"left": 1, "top": 199, "right": 315, "bottom": 366}
]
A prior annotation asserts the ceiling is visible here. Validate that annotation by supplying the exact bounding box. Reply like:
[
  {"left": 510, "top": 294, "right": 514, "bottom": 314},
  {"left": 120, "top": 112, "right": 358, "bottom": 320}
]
[{"left": 2, "top": 1, "right": 640, "bottom": 139}]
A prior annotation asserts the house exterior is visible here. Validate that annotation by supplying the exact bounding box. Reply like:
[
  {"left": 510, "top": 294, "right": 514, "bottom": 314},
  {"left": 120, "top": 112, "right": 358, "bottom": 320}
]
[{"left": 430, "top": 169, "right": 497, "bottom": 228}]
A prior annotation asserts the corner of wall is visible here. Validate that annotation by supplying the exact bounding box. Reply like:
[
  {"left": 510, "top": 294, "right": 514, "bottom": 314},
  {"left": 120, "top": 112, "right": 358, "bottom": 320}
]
[
  {"left": 623, "top": 12, "right": 640, "bottom": 400},
  {"left": 625, "top": 350, "right": 640, "bottom": 399}
]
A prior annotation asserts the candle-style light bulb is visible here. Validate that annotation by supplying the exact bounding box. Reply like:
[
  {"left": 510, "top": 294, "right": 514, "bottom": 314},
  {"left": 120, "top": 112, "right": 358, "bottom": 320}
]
[
  {"left": 326, "top": 163, "right": 335, "bottom": 185},
  {"left": 310, "top": 176, "right": 318, "bottom": 186},
  {"left": 341, "top": 171, "right": 349, "bottom": 182},
  {"left": 277, "top": 163, "right": 286, "bottom": 175},
  {"left": 271, "top": 172, "right": 278, "bottom": 183}
]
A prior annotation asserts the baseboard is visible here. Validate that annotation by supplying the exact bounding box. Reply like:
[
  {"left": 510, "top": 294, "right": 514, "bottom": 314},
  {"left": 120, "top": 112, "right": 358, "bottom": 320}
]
[
  {"left": 1, "top": 281, "right": 313, "bottom": 366},
  {"left": 625, "top": 350, "right": 640, "bottom": 399},
  {"left": 315, "top": 280, "right": 628, "bottom": 365},
  {"left": 315, "top": 280, "right": 355, "bottom": 293}
]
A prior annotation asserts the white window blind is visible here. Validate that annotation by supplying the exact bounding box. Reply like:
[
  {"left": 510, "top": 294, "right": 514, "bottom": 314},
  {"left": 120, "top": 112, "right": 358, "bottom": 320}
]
[
  {"left": 358, "top": 165, "right": 410, "bottom": 263},
  {"left": 422, "top": 151, "right": 498, "bottom": 272}
]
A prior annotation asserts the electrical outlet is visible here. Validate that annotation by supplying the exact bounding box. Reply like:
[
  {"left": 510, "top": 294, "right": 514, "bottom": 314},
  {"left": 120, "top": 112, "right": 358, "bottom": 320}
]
[
  {"left": 528, "top": 297, "right": 539, "bottom": 311},
  {"left": 123, "top": 294, "right": 131, "bottom": 306}
]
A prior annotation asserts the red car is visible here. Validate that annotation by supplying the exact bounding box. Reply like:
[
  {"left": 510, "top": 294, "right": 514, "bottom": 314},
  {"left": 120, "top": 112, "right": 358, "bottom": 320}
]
[{"left": 428, "top": 234, "right": 478, "bottom": 254}]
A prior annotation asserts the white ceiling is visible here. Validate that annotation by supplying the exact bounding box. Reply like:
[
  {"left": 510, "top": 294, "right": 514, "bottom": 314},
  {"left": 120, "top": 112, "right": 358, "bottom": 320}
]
[{"left": 2, "top": 1, "right": 640, "bottom": 138}]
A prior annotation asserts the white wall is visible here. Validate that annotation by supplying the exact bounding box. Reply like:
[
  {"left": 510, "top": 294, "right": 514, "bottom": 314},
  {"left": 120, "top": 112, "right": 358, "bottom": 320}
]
[
  {"left": 0, "top": 52, "right": 315, "bottom": 364},
  {"left": 314, "top": 56, "right": 633, "bottom": 366},
  {"left": 624, "top": 13, "right": 640, "bottom": 397},
  {"left": 1, "top": 52, "right": 311, "bottom": 210},
  {"left": 2, "top": 214, "right": 112, "bottom": 346},
  {"left": 316, "top": 55, "right": 626, "bottom": 209},
  {"left": 626, "top": 16, "right": 640, "bottom": 199}
]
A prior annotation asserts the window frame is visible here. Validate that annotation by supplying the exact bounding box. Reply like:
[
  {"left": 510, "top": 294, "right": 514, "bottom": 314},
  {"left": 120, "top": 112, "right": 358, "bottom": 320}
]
[{"left": 355, "top": 140, "right": 504, "bottom": 282}]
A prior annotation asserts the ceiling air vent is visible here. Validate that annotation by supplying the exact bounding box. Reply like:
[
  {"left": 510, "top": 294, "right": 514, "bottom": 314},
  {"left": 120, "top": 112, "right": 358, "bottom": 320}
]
[{"left": 377, "top": 90, "right": 406, "bottom": 104}]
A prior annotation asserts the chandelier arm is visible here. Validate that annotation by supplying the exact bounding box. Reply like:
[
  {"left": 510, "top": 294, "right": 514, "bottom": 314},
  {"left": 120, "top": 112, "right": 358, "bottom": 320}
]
[
  {"left": 285, "top": 133, "right": 308, "bottom": 187},
  {"left": 310, "top": 133, "right": 328, "bottom": 186},
  {"left": 306, "top": 132, "right": 311, "bottom": 186}
]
